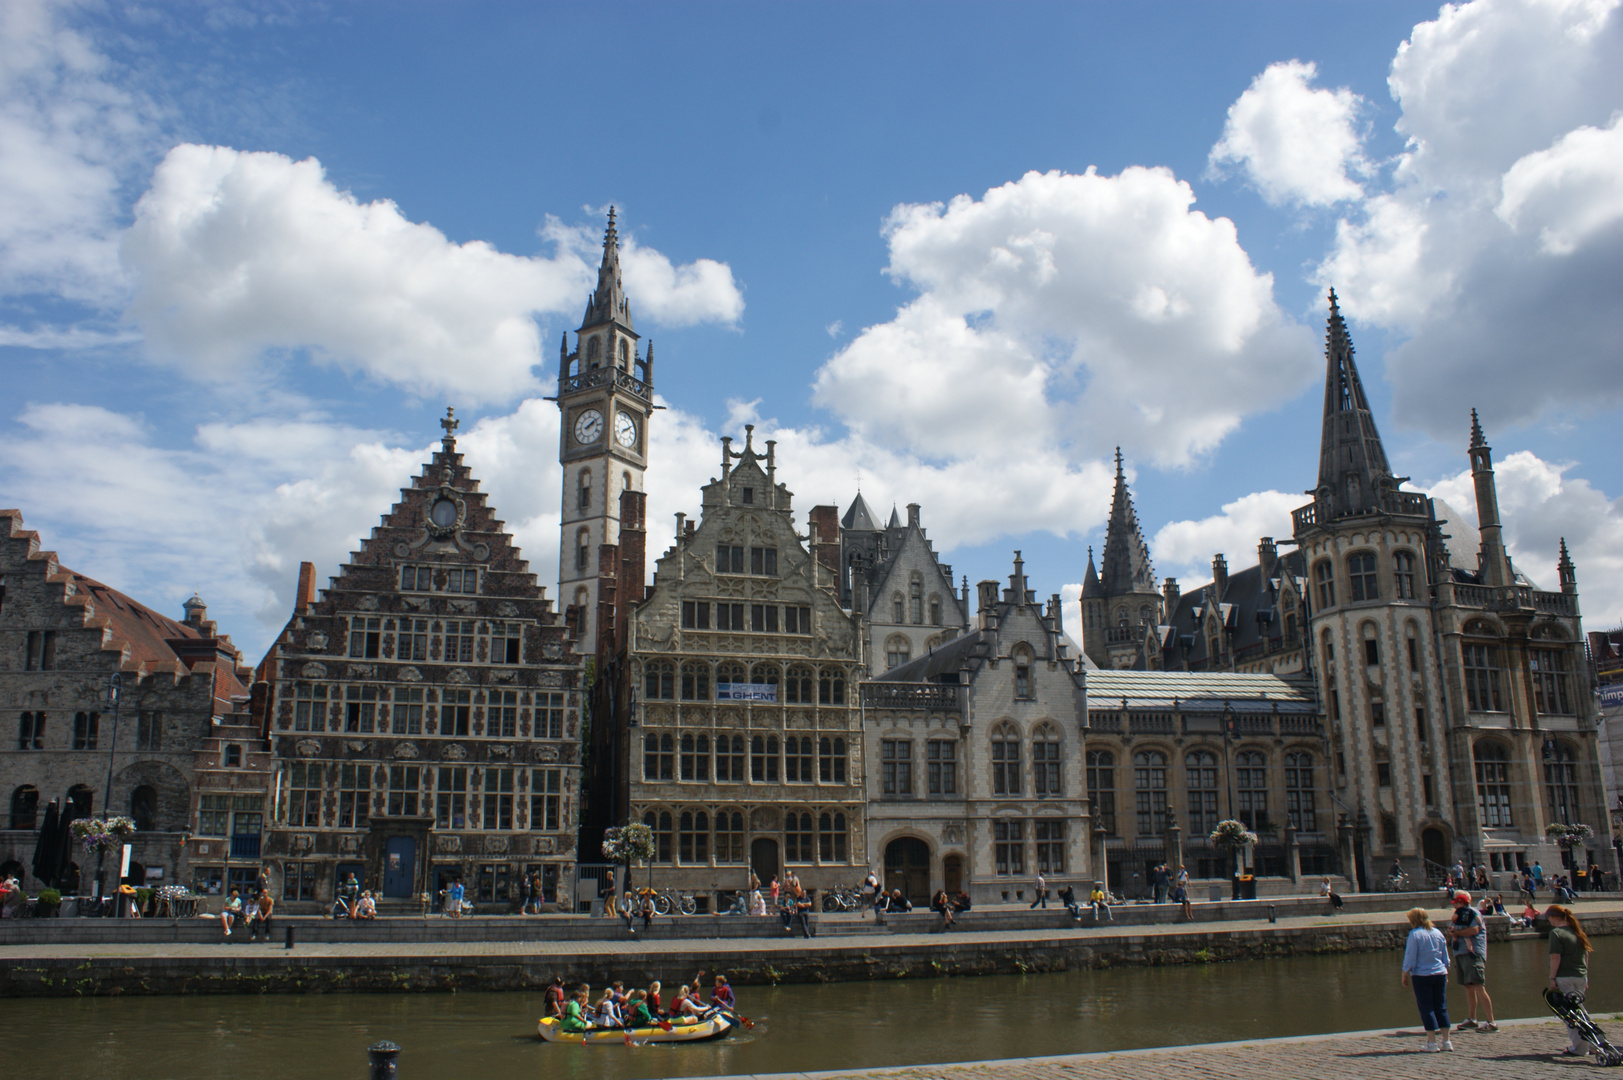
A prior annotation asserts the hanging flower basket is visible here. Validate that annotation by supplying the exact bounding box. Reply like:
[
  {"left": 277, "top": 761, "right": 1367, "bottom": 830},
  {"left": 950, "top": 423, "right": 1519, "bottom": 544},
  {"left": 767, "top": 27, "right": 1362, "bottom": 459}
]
[
  {"left": 70, "top": 816, "right": 137, "bottom": 855},
  {"left": 1209, "top": 819, "right": 1258, "bottom": 851},
  {"left": 602, "top": 823, "right": 656, "bottom": 865},
  {"left": 1545, "top": 822, "right": 1595, "bottom": 849}
]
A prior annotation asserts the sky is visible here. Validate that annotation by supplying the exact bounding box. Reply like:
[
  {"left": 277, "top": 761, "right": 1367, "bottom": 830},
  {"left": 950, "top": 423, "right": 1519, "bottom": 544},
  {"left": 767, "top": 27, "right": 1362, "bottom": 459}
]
[{"left": 2, "top": 0, "right": 1621, "bottom": 662}]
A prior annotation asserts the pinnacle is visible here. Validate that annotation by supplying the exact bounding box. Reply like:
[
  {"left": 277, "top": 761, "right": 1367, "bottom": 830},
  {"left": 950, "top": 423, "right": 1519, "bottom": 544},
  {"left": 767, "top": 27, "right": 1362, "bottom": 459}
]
[{"left": 1470, "top": 408, "right": 1487, "bottom": 450}]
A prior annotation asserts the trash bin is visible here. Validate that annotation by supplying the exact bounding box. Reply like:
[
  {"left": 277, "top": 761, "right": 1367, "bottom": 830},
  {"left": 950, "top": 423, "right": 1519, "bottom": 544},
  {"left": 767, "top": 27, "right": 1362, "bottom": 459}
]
[
  {"left": 1232, "top": 875, "right": 1257, "bottom": 901},
  {"left": 1208, "top": 884, "right": 1223, "bottom": 903}
]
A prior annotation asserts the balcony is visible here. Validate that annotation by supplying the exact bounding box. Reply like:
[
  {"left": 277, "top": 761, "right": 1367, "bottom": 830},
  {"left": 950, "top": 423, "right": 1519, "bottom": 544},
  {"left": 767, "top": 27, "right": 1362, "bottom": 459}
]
[
  {"left": 560, "top": 366, "right": 651, "bottom": 401},
  {"left": 1292, "top": 489, "right": 1431, "bottom": 533},
  {"left": 861, "top": 682, "right": 962, "bottom": 712},
  {"left": 1449, "top": 583, "right": 1576, "bottom": 617}
]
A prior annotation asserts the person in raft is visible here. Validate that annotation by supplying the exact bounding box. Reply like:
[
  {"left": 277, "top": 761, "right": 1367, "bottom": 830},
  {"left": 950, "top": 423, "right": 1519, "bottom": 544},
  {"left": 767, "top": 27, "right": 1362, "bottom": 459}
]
[{"left": 559, "top": 988, "right": 591, "bottom": 1033}]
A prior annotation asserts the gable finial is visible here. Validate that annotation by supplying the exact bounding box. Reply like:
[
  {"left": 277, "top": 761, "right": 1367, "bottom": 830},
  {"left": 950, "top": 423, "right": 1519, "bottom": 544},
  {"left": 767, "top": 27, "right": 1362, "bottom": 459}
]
[{"left": 440, "top": 406, "right": 459, "bottom": 449}]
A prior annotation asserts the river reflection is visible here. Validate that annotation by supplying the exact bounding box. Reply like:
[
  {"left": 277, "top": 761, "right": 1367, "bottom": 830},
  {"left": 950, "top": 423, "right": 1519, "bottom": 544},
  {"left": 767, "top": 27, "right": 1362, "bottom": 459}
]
[{"left": 3, "top": 937, "right": 1617, "bottom": 1080}]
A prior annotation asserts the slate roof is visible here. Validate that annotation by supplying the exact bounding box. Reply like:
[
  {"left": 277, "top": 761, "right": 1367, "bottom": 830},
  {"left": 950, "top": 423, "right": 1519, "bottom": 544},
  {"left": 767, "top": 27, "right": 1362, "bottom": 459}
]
[
  {"left": 1086, "top": 668, "right": 1318, "bottom": 712},
  {"left": 841, "top": 493, "right": 880, "bottom": 532},
  {"left": 878, "top": 628, "right": 986, "bottom": 682},
  {"left": 1162, "top": 549, "right": 1306, "bottom": 669}
]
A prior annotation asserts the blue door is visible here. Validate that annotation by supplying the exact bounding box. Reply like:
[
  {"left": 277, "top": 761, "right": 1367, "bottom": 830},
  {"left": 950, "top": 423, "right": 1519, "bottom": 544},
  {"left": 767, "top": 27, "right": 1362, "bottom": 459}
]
[{"left": 383, "top": 836, "right": 416, "bottom": 898}]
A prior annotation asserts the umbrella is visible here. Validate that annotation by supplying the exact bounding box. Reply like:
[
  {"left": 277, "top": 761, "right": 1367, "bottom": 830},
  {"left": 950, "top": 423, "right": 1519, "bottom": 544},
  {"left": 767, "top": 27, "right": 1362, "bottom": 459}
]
[
  {"left": 54, "top": 800, "right": 81, "bottom": 893},
  {"left": 30, "top": 800, "right": 60, "bottom": 888}
]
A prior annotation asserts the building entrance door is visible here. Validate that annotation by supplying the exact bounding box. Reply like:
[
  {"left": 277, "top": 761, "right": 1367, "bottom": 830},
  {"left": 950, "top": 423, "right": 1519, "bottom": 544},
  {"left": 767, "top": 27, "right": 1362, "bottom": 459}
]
[
  {"left": 1421, "top": 828, "right": 1447, "bottom": 870},
  {"left": 943, "top": 854, "right": 963, "bottom": 894},
  {"left": 751, "top": 838, "right": 779, "bottom": 888},
  {"left": 383, "top": 836, "right": 416, "bottom": 898},
  {"left": 885, "top": 837, "right": 932, "bottom": 904}
]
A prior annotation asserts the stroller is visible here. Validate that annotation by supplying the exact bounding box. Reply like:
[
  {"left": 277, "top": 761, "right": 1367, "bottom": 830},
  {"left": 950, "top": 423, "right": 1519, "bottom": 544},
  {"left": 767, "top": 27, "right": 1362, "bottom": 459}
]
[{"left": 1544, "top": 988, "right": 1623, "bottom": 1065}]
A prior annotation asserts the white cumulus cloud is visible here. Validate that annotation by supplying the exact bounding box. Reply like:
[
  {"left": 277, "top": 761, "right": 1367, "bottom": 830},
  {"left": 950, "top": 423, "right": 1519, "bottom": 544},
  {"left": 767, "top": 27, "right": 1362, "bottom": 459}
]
[
  {"left": 1209, "top": 59, "right": 1370, "bottom": 208},
  {"left": 1150, "top": 490, "right": 1301, "bottom": 588}
]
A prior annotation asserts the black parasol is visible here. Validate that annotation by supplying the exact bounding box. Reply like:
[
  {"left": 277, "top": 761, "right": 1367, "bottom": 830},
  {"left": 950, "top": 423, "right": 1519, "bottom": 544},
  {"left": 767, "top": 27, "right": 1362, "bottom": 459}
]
[{"left": 30, "top": 799, "right": 61, "bottom": 887}]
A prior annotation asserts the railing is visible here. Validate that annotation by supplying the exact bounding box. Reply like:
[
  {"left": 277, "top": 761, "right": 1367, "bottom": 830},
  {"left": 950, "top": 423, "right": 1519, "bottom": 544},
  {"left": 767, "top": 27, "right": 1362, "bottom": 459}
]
[
  {"left": 861, "top": 682, "right": 961, "bottom": 712},
  {"left": 1279, "top": 715, "right": 1323, "bottom": 735},
  {"left": 1534, "top": 591, "right": 1576, "bottom": 615},
  {"left": 1450, "top": 583, "right": 1575, "bottom": 616},
  {"left": 1453, "top": 584, "right": 1494, "bottom": 608},
  {"left": 1088, "top": 713, "right": 1123, "bottom": 734},
  {"left": 1130, "top": 713, "right": 1175, "bottom": 735},
  {"left": 560, "top": 366, "right": 651, "bottom": 400},
  {"left": 1292, "top": 490, "right": 1430, "bottom": 533},
  {"left": 1105, "top": 626, "right": 1140, "bottom": 645}
]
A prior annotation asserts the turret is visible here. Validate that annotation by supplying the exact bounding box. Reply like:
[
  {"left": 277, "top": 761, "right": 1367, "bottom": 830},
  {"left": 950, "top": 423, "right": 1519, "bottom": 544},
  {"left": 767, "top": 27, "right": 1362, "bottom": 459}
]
[
  {"left": 1313, "top": 289, "right": 1399, "bottom": 519},
  {"left": 1558, "top": 537, "right": 1578, "bottom": 596},
  {"left": 1469, "top": 409, "right": 1511, "bottom": 587}
]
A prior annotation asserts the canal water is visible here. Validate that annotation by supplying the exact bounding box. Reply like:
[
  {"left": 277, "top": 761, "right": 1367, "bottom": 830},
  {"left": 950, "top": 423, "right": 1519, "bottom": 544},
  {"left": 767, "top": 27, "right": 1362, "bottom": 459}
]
[{"left": 5, "top": 937, "right": 1618, "bottom": 1079}]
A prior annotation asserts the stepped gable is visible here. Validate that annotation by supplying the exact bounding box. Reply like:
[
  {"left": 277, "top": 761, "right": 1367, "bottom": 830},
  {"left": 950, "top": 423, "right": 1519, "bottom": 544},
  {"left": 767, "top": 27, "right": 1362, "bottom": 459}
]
[{"left": 1, "top": 508, "right": 248, "bottom": 700}]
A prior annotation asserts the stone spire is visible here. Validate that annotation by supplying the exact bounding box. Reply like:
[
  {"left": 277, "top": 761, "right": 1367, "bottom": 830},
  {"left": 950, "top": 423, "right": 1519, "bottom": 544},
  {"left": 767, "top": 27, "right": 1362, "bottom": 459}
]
[
  {"left": 1099, "top": 448, "right": 1156, "bottom": 595},
  {"left": 581, "top": 206, "right": 633, "bottom": 333},
  {"left": 1081, "top": 546, "right": 1102, "bottom": 599},
  {"left": 1314, "top": 289, "right": 1395, "bottom": 519},
  {"left": 1467, "top": 408, "right": 1510, "bottom": 587},
  {"left": 1558, "top": 537, "right": 1578, "bottom": 595}
]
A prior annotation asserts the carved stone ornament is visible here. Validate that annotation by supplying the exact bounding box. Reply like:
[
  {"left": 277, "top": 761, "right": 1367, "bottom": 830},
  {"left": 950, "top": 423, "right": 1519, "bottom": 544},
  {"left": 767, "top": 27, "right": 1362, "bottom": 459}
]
[
  {"left": 489, "top": 743, "right": 512, "bottom": 759},
  {"left": 941, "top": 824, "right": 965, "bottom": 845},
  {"left": 424, "top": 486, "right": 467, "bottom": 541},
  {"left": 472, "top": 542, "right": 491, "bottom": 561},
  {"left": 483, "top": 834, "right": 509, "bottom": 854},
  {"left": 538, "top": 670, "right": 564, "bottom": 688},
  {"left": 306, "top": 631, "right": 329, "bottom": 651},
  {"left": 446, "top": 668, "right": 471, "bottom": 685},
  {"left": 339, "top": 834, "right": 362, "bottom": 855},
  {"left": 449, "top": 599, "right": 476, "bottom": 614},
  {"left": 434, "top": 834, "right": 462, "bottom": 853},
  {"left": 301, "top": 662, "right": 328, "bottom": 679},
  {"left": 403, "top": 596, "right": 428, "bottom": 611},
  {"left": 393, "top": 742, "right": 420, "bottom": 760},
  {"left": 751, "top": 808, "right": 780, "bottom": 832},
  {"left": 534, "top": 744, "right": 559, "bottom": 763},
  {"left": 397, "top": 666, "right": 423, "bottom": 682},
  {"left": 357, "top": 595, "right": 380, "bottom": 611},
  {"left": 394, "top": 542, "right": 412, "bottom": 558},
  {"left": 496, "top": 601, "right": 519, "bottom": 618},
  {"left": 348, "top": 740, "right": 368, "bottom": 753},
  {"left": 491, "top": 669, "right": 516, "bottom": 684},
  {"left": 534, "top": 836, "right": 557, "bottom": 855},
  {"left": 542, "top": 642, "right": 565, "bottom": 661},
  {"left": 295, "top": 739, "right": 322, "bottom": 758},
  {"left": 291, "top": 834, "right": 315, "bottom": 854},
  {"left": 349, "top": 664, "right": 375, "bottom": 680},
  {"left": 441, "top": 743, "right": 467, "bottom": 761}
]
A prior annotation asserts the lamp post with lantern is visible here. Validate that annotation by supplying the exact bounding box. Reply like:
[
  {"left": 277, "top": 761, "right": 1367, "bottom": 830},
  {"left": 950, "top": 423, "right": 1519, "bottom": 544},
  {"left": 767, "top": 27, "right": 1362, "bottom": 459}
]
[{"left": 95, "top": 671, "right": 125, "bottom": 905}]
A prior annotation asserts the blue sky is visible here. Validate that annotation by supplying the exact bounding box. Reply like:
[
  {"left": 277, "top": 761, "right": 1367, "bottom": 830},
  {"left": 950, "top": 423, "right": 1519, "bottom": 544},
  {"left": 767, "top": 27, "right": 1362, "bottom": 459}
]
[{"left": 3, "top": 0, "right": 1621, "bottom": 659}]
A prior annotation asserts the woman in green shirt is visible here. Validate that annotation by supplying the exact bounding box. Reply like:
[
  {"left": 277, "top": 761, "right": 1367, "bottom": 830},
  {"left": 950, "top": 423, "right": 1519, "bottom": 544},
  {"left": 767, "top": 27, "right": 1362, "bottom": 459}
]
[{"left": 1547, "top": 905, "right": 1595, "bottom": 1056}]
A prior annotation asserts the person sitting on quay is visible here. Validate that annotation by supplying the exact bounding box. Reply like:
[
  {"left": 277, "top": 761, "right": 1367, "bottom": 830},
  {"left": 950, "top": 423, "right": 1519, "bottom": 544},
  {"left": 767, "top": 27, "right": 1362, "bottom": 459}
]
[
  {"left": 1490, "top": 894, "right": 1507, "bottom": 916},
  {"left": 1089, "top": 882, "right": 1112, "bottom": 922},
  {"left": 863, "top": 868, "right": 881, "bottom": 918},
  {"left": 931, "top": 888, "right": 957, "bottom": 930},
  {"left": 248, "top": 889, "right": 274, "bottom": 941},
  {"left": 884, "top": 889, "right": 912, "bottom": 914},
  {"left": 1321, "top": 876, "right": 1344, "bottom": 913},
  {"left": 1057, "top": 884, "right": 1082, "bottom": 920},
  {"left": 355, "top": 891, "right": 376, "bottom": 920},
  {"left": 219, "top": 888, "right": 244, "bottom": 939}
]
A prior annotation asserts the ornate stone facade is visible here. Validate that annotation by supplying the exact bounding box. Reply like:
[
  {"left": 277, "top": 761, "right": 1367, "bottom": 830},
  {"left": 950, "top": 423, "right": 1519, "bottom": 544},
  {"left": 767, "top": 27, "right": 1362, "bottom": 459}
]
[
  {"left": 838, "top": 497, "right": 970, "bottom": 673},
  {"left": 258, "top": 415, "right": 584, "bottom": 911}
]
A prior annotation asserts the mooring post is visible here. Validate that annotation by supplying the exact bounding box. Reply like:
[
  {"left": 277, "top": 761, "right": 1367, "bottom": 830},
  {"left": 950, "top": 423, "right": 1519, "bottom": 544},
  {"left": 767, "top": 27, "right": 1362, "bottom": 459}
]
[
  {"left": 1268, "top": 905, "right": 1277, "bottom": 924},
  {"left": 368, "top": 1040, "right": 400, "bottom": 1079},
  {"left": 285, "top": 925, "right": 295, "bottom": 949}
]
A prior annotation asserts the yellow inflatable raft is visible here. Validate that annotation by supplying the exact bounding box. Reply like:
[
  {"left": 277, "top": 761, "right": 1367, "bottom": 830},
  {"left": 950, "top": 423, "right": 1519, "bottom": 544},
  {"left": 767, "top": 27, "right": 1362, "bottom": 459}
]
[{"left": 538, "top": 1012, "right": 734, "bottom": 1044}]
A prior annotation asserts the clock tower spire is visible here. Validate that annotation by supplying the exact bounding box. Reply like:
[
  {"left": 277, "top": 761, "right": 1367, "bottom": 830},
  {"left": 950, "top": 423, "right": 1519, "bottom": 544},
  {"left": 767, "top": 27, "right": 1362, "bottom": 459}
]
[{"left": 557, "top": 207, "right": 655, "bottom": 647}]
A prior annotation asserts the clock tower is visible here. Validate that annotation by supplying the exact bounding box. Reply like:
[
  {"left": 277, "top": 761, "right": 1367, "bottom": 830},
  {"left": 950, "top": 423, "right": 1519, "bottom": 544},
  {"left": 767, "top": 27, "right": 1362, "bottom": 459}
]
[{"left": 557, "top": 208, "right": 655, "bottom": 648}]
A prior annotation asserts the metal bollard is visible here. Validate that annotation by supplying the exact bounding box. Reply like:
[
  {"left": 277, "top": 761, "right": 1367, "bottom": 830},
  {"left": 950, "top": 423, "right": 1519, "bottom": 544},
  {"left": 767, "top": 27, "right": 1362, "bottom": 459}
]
[
  {"left": 368, "top": 1041, "right": 400, "bottom": 1079},
  {"left": 285, "top": 925, "right": 295, "bottom": 949},
  {"left": 1268, "top": 905, "right": 1276, "bottom": 924}
]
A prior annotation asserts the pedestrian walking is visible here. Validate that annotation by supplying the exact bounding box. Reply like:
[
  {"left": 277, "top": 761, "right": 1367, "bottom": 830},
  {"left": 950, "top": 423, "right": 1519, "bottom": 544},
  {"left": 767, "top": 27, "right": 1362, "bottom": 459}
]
[
  {"left": 1447, "top": 891, "right": 1497, "bottom": 1032},
  {"left": 447, "top": 877, "right": 465, "bottom": 918},
  {"left": 600, "top": 868, "right": 616, "bottom": 917},
  {"left": 1150, "top": 863, "right": 1169, "bottom": 905},
  {"left": 1401, "top": 907, "right": 1454, "bottom": 1052},
  {"left": 863, "top": 868, "right": 881, "bottom": 918},
  {"left": 1030, "top": 871, "right": 1047, "bottom": 909},
  {"left": 1547, "top": 904, "right": 1598, "bottom": 1056}
]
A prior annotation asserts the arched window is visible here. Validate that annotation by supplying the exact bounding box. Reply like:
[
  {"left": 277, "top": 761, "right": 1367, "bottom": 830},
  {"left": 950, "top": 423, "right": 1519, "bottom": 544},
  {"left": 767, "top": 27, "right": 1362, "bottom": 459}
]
[
  {"left": 642, "top": 809, "right": 672, "bottom": 863},
  {"left": 751, "top": 735, "right": 779, "bottom": 782},
  {"left": 818, "top": 811, "right": 848, "bottom": 862},
  {"left": 892, "top": 594, "right": 905, "bottom": 623},
  {"left": 67, "top": 784, "right": 93, "bottom": 820},
  {"left": 130, "top": 785, "right": 157, "bottom": 831},
  {"left": 618, "top": 338, "right": 630, "bottom": 370},
  {"left": 1531, "top": 647, "right": 1575, "bottom": 715},
  {"left": 577, "top": 468, "right": 591, "bottom": 513},
  {"left": 714, "top": 735, "right": 746, "bottom": 782},
  {"left": 1032, "top": 723, "right": 1062, "bottom": 796},
  {"left": 643, "top": 732, "right": 674, "bottom": 780},
  {"left": 1134, "top": 751, "right": 1167, "bottom": 835},
  {"left": 784, "top": 665, "right": 814, "bottom": 704},
  {"left": 819, "top": 736, "right": 847, "bottom": 783},
  {"left": 586, "top": 336, "right": 601, "bottom": 369},
  {"left": 1285, "top": 752, "right": 1317, "bottom": 832},
  {"left": 1474, "top": 741, "right": 1513, "bottom": 827},
  {"left": 714, "top": 809, "right": 745, "bottom": 863},
  {"left": 680, "top": 734, "right": 710, "bottom": 781},
  {"left": 1347, "top": 552, "right": 1378, "bottom": 601},
  {"left": 1314, "top": 560, "right": 1335, "bottom": 609},
  {"left": 1393, "top": 551, "right": 1417, "bottom": 599},
  {"left": 884, "top": 634, "right": 911, "bottom": 671},
  {"left": 680, "top": 663, "right": 710, "bottom": 701},
  {"left": 9, "top": 785, "right": 39, "bottom": 829},
  {"left": 1236, "top": 751, "right": 1268, "bottom": 831},
  {"left": 1405, "top": 622, "right": 1421, "bottom": 672},
  {"left": 1360, "top": 623, "right": 1380, "bottom": 667},
  {"left": 1463, "top": 639, "right": 1505, "bottom": 712},
  {"left": 929, "top": 595, "right": 943, "bottom": 626},
  {"left": 909, "top": 574, "right": 923, "bottom": 624},
  {"left": 678, "top": 809, "right": 708, "bottom": 863},
  {"left": 1545, "top": 742, "right": 1581, "bottom": 825},
  {"left": 1086, "top": 751, "right": 1115, "bottom": 835},
  {"left": 1185, "top": 750, "right": 1219, "bottom": 834},
  {"left": 818, "top": 668, "right": 845, "bottom": 706},
  {"left": 644, "top": 660, "right": 675, "bottom": 700},
  {"left": 575, "top": 527, "right": 591, "bottom": 571},
  {"left": 784, "top": 735, "right": 814, "bottom": 782},
  {"left": 716, "top": 662, "right": 746, "bottom": 696},
  {"left": 991, "top": 722, "right": 1022, "bottom": 795},
  {"left": 785, "top": 811, "right": 814, "bottom": 863}
]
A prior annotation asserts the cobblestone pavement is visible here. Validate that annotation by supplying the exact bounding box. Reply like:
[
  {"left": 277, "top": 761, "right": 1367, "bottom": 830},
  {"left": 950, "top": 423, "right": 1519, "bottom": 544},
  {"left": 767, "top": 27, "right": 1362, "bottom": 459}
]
[
  {"left": 706, "top": 1021, "right": 1619, "bottom": 1080},
  {"left": 6, "top": 900, "right": 1623, "bottom": 961}
]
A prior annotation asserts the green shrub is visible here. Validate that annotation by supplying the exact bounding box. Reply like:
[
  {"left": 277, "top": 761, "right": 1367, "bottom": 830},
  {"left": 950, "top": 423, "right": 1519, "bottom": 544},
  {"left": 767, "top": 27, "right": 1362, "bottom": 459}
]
[{"left": 37, "top": 888, "right": 62, "bottom": 907}]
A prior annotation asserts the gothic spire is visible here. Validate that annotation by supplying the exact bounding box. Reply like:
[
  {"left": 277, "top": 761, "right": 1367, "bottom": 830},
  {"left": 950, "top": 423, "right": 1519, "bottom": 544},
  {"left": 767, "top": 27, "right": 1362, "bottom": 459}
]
[
  {"left": 1099, "top": 448, "right": 1155, "bottom": 596},
  {"left": 581, "top": 206, "right": 634, "bottom": 334},
  {"left": 1081, "top": 545, "right": 1103, "bottom": 599},
  {"left": 1314, "top": 288, "right": 1394, "bottom": 518}
]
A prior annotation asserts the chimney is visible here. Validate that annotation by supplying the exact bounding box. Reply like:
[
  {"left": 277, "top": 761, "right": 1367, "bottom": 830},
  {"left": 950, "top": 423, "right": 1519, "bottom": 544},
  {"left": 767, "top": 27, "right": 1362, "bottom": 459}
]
[
  {"left": 1048, "top": 593, "right": 1064, "bottom": 636},
  {"left": 808, "top": 505, "right": 841, "bottom": 577},
  {"left": 674, "top": 512, "right": 686, "bottom": 544},
  {"left": 766, "top": 440, "right": 777, "bottom": 505},
  {"left": 295, "top": 561, "right": 317, "bottom": 612},
  {"left": 1258, "top": 537, "right": 1277, "bottom": 581},
  {"left": 1211, "top": 554, "right": 1228, "bottom": 599},
  {"left": 977, "top": 579, "right": 999, "bottom": 629},
  {"left": 1163, "top": 577, "right": 1180, "bottom": 614},
  {"left": 907, "top": 503, "right": 920, "bottom": 528},
  {"left": 615, "top": 490, "right": 647, "bottom": 656},
  {"left": 595, "top": 541, "right": 620, "bottom": 661}
]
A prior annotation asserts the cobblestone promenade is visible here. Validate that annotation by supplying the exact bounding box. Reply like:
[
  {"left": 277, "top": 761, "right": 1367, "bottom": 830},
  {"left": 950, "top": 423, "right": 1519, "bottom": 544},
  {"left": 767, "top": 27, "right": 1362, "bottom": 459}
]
[{"left": 711, "top": 1021, "right": 1618, "bottom": 1080}]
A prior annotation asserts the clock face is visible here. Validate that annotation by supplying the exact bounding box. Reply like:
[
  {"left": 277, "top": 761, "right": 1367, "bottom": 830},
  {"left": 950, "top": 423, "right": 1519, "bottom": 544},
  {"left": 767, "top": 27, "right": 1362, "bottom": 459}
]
[
  {"left": 614, "top": 411, "right": 638, "bottom": 448},
  {"left": 573, "top": 409, "right": 604, "bottom": 445}
]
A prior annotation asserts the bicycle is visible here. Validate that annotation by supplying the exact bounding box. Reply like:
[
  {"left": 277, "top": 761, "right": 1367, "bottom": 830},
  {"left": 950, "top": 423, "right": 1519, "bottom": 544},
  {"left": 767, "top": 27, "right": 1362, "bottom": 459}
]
[
  {"left": 1381, "top": 871, "right": 1410, "bottom": 893},
  {"left": 822, "top": 884, "right": 863, "bottom": 912}
]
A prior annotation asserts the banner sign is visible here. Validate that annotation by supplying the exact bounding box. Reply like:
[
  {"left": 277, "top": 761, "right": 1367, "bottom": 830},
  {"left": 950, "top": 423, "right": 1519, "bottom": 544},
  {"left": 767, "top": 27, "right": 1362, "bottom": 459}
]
[
  {"left": 717, "top": 682, "right": 778, "bottom": 702},
  {"left": 1600, "top": 684, "right": 1623, "bottom": 708}
]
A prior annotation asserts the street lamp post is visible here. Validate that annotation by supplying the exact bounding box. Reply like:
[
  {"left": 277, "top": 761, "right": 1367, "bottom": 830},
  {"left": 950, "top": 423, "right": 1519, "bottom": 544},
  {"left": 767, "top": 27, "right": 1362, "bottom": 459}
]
[
  {"left": 96, "top": 672, "right": 125, "bottom": 905},
  {"left": 1222, "top": 703, "right": 1239, "bottom": 880}
]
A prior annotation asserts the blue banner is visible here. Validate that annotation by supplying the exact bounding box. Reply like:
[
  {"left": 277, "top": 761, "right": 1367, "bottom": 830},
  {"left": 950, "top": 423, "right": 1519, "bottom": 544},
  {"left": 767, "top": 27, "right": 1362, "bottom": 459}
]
[{"left": 717, "top": 682, "right": 778, "bottom": 702}]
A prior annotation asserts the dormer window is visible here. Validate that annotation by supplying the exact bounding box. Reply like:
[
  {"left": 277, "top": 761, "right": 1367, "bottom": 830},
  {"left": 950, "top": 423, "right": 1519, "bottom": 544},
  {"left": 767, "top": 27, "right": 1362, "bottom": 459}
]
[{"left": 224, "top": 744, "right": 242, "bottom": 767}]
